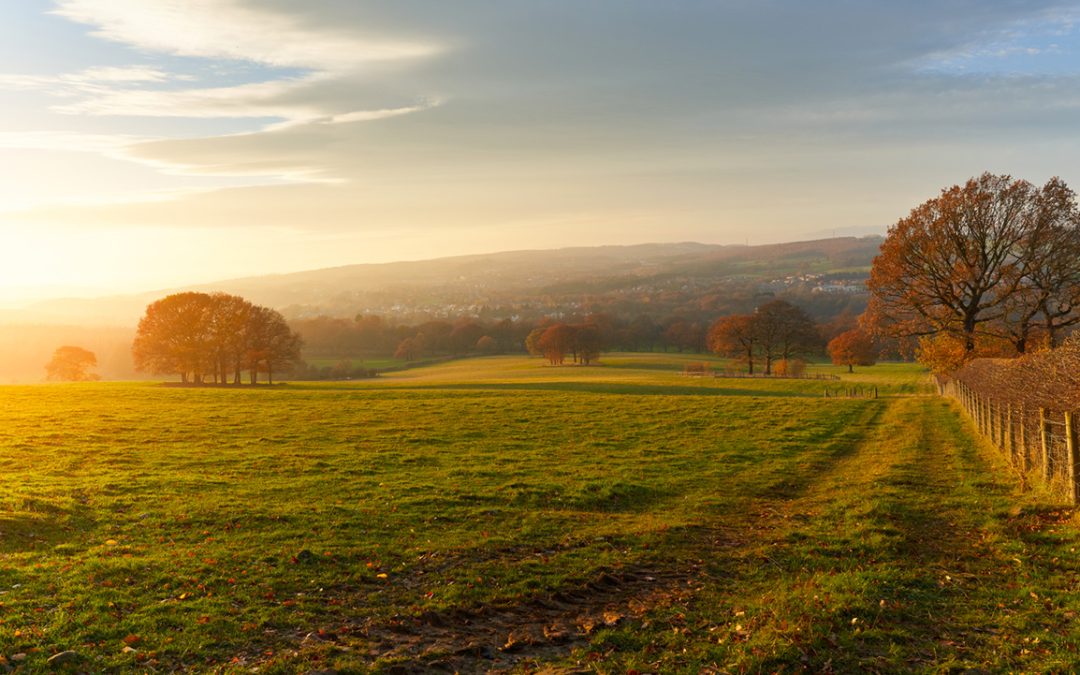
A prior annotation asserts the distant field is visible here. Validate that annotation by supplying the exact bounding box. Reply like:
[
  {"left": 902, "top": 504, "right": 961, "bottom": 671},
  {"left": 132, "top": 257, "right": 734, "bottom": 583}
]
[
  {"left": 2, "top": 355, "right": 1079, "bottom": 672},
  {"left": 302, "top": 357, "right": 408, "bottom": 371}
]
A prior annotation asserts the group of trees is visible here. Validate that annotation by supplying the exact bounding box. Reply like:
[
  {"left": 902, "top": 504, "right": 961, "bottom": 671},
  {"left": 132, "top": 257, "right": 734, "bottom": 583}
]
[
  {"left": 706, "top": 300, "right": 822, "bottom": 374},
  {"left": 132, "top": 292, "right": 302, "bottom": 384},
  {"left": 868, "top": 173, "right": 1080, "bottom": 364},
  {"left": 525, "top": 323, "right": 604, "bottom": 365}
]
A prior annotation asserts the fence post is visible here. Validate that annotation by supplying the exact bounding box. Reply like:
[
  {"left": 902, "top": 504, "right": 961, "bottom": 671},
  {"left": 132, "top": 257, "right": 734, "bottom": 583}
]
[
  {"left": 1019, "top": 405, "right": 1028, "bottom": 473},
  {"left": 1040, "top": 408, "right": 1052, "bottom": 483},
  {"left": 1067, "top": 411, "right": 1079, "bottom": 506},
  {"left": 997, "top": 401, "right": 1006, "bottom": 450},
  {"left": 1006, "top": 403, "right": 1014, "bottom": 464},
  {"left": 990, "top": 399, "right": 998, "bottom": 447}
]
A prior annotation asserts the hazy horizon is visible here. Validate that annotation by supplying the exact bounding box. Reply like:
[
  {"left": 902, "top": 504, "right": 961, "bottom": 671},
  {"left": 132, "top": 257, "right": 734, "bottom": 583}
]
[
  {"left": 0, "top": 231, "right": 888, "bottom": 309},
  {"left": 4, "top": 2, "right": 1080, "bottom": 304}
]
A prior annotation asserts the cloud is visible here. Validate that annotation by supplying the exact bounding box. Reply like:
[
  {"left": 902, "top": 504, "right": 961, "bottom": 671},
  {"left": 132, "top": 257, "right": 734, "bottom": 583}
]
[
  {"left": 53, "top": 78, "right": 331, "bottom": 121},
  {"left": 9, "top": 0, "right": 1080, "bottom": 249},
  {"left": 0, "top": 65, "right": 171, "bottom": 92},
  {"left": 8, "top": 1, "right": 442, "bottom": 126},
  {"left": 0, "top": 131, "right": 145, "bottom": 155},
  {"left": 0, "top": 0, "right": 446, "bottom": 185},
  {"left": 49, "top": 0, "right": 439, "bottom": 72}
]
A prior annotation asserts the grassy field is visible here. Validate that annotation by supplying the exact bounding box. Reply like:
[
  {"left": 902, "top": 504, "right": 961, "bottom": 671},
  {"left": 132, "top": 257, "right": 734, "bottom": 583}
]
[{"left": 1, "top": 354, "right": 1079, "bottom": 672}]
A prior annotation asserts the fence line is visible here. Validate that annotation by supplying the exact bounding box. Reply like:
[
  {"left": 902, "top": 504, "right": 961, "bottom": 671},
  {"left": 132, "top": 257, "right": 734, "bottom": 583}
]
[
  {"left": 711, "top": 372, "right": 840, "bottom": 381},
  {"left": 942, "top": 377, "right": 1080, "bottom": 504}
]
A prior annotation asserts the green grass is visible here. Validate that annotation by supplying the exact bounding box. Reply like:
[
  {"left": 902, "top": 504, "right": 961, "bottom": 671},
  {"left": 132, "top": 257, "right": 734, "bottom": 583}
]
[
  {"left": 302, "top": 357, "right": 408, "bottom": 370},
  {"left": 0, "top": 356, "right": 1077, "bottom": 672}
]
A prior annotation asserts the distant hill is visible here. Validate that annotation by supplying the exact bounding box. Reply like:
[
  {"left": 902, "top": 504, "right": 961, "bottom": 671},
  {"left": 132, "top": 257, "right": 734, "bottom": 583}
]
[
  {"left": 0, "top": 237, "right": 883, "bottom": 382},
  {"left": 5, "top": 237, "right": 883, "bottom": 326}
]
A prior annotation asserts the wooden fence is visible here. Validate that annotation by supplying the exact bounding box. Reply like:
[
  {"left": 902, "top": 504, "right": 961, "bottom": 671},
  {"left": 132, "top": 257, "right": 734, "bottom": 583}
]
[
  {"left": 943, "top": 377, "right": 1080, "bottom": 503},
  {"left": 712, "top": 372, "right": 841, "bottom": 381}
]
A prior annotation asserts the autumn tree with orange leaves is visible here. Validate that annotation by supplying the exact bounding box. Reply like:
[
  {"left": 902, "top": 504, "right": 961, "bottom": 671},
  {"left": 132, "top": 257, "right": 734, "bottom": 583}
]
[
  {"left": 867, "top": 173, "right": 1080, "bottom": 364},
  {"left": 707, "top": 314, "right": 758, "bottom": 373},
  {"left": 708, "top": 300, "right": 819, "bottom": 375},
  {"left": 827, "top": 328, "right": 876, "bottom": 373},
  {"left": 133, "top": 292, "right": 302, "bottom": 384}
]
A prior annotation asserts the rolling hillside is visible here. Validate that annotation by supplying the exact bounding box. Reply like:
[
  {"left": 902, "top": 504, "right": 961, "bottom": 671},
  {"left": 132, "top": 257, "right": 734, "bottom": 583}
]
[{"left": 0, "top": 237, "right": 882, "bottom": 382}]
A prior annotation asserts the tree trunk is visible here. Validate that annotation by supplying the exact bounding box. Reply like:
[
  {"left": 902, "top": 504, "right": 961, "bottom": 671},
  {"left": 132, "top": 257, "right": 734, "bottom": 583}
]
[
  {"left": 848, "top": 363, "right": 854, "bottom": 373},
  {"left": 268, "top": 363, "right": 273, "bottom": 385}
]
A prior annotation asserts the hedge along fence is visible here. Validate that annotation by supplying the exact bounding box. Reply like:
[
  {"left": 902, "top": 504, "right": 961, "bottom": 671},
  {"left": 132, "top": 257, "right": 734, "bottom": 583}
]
[{"left": 939, "top": 338, "right": 1080, "bottom": 503}]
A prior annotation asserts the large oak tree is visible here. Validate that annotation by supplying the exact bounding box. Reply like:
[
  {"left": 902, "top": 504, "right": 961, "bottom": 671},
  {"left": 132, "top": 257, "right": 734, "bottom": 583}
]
[{"left": 867, "top": 173, "right": 1080, "bottom": 355}]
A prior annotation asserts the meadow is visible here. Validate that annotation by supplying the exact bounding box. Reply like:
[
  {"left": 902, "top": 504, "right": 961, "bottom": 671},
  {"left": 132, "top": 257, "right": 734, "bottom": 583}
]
[{"left": 2, "top": 355, "right": 1079, "bottom": 672}]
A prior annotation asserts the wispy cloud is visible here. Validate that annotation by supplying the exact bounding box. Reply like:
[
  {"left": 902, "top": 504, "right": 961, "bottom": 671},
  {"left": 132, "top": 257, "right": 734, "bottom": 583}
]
[
  {"left": 910, "top": 7, "right": 1080, "bottom": 75},
  {"left": 50, "top": 0, "right": 439, "bottom": 72},
  {"left": 0, "top": 65, "right": 172, "bottom": 92},
  {"left": 0, "top": 130, "right": 145, "bottom": 155},
  {"left": 0, "top": 1, "right": 444, "bottom": 185}
]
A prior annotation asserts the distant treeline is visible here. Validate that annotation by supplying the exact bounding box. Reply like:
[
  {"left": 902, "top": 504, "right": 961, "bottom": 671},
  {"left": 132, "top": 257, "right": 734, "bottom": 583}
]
[
  {"left": 289, "top": 306, "right": 871, "bottom": 372},
  {"left": 292, "top": 313, "right": 711, "bottom": 362}
]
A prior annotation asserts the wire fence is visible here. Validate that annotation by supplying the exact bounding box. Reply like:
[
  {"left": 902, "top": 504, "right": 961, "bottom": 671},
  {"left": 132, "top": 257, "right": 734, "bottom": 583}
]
[{"left": 940, "top": 338, "right": 1080, "bottom": 503}]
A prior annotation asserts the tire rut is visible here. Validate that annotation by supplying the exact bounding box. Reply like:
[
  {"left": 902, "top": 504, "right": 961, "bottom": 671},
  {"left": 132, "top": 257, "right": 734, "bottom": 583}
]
[{"left": 353, "top": 564, "right": 704, "bottom": 673}]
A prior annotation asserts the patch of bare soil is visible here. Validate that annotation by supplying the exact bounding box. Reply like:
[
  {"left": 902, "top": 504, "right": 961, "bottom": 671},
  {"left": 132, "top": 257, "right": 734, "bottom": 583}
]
[{"left": 355, "top": 563, "right": 704, "bottom": 673}]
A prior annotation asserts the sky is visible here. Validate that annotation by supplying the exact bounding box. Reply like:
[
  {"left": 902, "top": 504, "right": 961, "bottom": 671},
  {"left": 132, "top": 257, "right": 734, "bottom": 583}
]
[{"left": 3, "top": 1, "right": 1080, "bottom": 305}]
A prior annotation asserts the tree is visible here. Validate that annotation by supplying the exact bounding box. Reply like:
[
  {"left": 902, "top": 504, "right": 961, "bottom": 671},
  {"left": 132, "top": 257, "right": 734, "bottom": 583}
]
[
  {"left": 1002, "top": 177, "right": 1080, "bottom": 351},
  {"left": 132, "top": 292, "right": 216, "bottom": 383},
  {"left": 827, "top": 328, "right": 877, "bottom": 373},
  {"left": 707, "top": 314, "right": 757, "bottom": 373},
  {"left": 45, "top": 345, "right": 99, "bottom": 381},
  {"left": 394, "top": 337, "right": 419, "bottom": 361},
  {"left": 524, "top": 327, "right": 546, "bottom": 357},
  {"left": 914, "top": 334, "right": 970, "bottom": 377},
  {"left": 538, "top": 323, "right": 575, "bottom": 365},
  {"left": 207, "top": 293, "right": 253, "bottom": 384},
  {"left": 753, "top": 300, "right": 820, "bottom": 374},
  {"left": 574, "top": 324, "right": 603, "bottom": 365},
  {"left": 867, "top": 173, "right": 1043, "bottom": 353},
  {"left": 244, "top": 305, "right": 302, "bottom": 385}
]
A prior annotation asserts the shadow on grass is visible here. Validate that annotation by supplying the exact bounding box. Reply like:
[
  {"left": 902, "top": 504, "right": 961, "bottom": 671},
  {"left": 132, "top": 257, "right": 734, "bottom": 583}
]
[{"left": 0, "top": 507, "right": 90, "bottom": 554}]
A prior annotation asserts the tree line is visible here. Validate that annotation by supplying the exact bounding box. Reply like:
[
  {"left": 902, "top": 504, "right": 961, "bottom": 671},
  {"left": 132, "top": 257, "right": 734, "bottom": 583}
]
[
  {"left": 132, "top": 292, "right": 302, "bottom": 384},
  {"left": 290, "top": 313, "right": 718, "bottom": 363}
]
